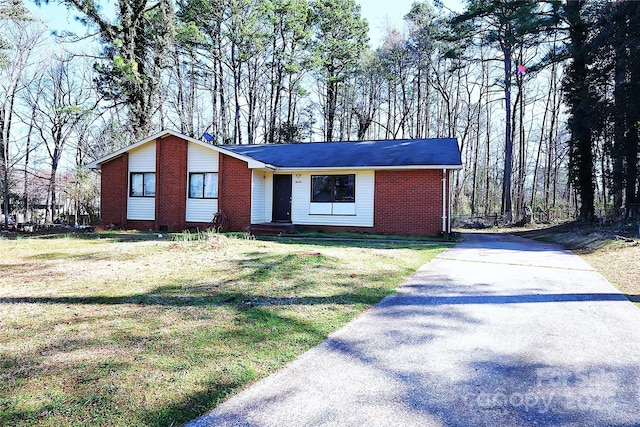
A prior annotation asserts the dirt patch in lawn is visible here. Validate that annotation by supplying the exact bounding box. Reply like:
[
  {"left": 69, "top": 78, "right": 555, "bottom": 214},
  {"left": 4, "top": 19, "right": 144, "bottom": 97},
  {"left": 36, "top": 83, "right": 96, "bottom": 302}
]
[{"left": 512, "top": 222, "right": 640, "bottom": 304}]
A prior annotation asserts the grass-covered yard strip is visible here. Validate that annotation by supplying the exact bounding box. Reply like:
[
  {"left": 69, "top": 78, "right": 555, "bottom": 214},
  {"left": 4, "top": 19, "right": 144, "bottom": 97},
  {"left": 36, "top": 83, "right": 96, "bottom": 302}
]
[
  {"left": 276, "top": 230, "right": 463, "bottom": 242},
  {"left": 0, "top": 232, "right": 449, "bottom": 427}
]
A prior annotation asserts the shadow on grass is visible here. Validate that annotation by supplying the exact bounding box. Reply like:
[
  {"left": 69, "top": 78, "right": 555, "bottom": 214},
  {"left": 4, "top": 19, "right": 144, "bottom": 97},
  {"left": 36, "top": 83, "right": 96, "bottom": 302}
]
[
  {"left": 1, "top": 248, "right": 411, "bottom": 308},
  {"left": 140, "top": 308, "right": 334, "bottom": 426},
  {"left": 7, "top": 229, "right": 456, "bottom": 252},
  {"left": 0, "top": 306, "right": 331, "bottom": 427},
  {"left": 178, "top": 288, "right": 640, "bottom": 426},
  {"left": 1, "top": 236, "right": 446, "bottom": 426},
  {"left": 141, "top": 379, "right": 249, "bottom": 427},
  {"left": 24, "top": 251, "right": 112, "bottom": 261},
  {"left": 0, "top": 289, "right": 391, "bottom": 308},
  {"left": 8, "top": 230, "right": 163, "bottom": 242}
]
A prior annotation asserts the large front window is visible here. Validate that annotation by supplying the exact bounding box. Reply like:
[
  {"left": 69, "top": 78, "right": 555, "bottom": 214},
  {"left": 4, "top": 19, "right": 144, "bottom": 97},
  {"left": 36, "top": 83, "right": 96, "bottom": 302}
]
[
  {"left": 130, "top": 172, "right": 155, "bottom": 197},
  {"left": 189, "top": 172, "right": 218, "bottom": 199},
  {"left": 311, "top": 174, "right": 355, "bottom": 203}
]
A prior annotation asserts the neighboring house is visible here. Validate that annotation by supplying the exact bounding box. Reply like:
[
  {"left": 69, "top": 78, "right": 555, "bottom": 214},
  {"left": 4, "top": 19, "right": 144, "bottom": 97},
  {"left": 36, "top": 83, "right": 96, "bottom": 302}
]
[{"left": 86, "top": 130, "right": 462, "bottom": 236}]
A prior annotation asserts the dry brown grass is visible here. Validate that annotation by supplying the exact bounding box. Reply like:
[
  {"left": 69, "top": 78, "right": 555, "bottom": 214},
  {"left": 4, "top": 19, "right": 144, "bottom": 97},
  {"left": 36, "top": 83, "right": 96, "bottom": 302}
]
[{"left": 580, "top": 239, "right": 640, "bottom": 298}]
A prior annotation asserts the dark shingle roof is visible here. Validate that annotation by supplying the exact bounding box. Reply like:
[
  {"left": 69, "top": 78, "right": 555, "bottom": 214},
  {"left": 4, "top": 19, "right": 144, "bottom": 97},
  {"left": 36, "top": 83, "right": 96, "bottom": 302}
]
[{"left": 221, "top": 138, "right": 461, "bottom": 169}]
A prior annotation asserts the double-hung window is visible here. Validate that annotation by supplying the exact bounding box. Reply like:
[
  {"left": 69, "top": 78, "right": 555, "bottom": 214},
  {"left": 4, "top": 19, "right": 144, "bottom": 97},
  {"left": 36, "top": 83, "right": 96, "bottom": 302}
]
[
  {"left": 130, "top": 172, "right": 156, "bottom": 197},
  {"left": 311, "top": 174, "right": 355, "bottom": 203},
  {"left": 189, "top": 172, "right": 218, "bottom": 199}
]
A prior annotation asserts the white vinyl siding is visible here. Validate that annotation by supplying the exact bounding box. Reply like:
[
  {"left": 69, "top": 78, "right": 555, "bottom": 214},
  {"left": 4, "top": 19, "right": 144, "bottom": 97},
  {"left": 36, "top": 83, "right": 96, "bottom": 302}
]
[
  {"left": 129, "top": 142, "right": 156, "bottom": 171},
  {"left": 250, "top": 171, "right": 273, "bottom": 224},
  {"left": 291, "top": 171, "right": 374, "bottom": 227},
  {"left": 251, "top": 171, "right": 266, "bottom": 224},
  {"left": 188, "top": 142, "right": 219, "bottom": 171},
  {"left": 309, "top": 203, "right": 332, "bottom": 215},
  {"left": 186, "top": 143, "right": 219, "bottom": 222},
  {"left": 332, "top": 203, "right": 357, "bottom": 216},
  {"left": 186, "top": 199, "right": 218, "bottom": 223},
  {"left": 127, "top": 142, "right": 156, "bottom": 220},
  {"left": 264, "top": 174, "right": 273, "bottom": 222}
]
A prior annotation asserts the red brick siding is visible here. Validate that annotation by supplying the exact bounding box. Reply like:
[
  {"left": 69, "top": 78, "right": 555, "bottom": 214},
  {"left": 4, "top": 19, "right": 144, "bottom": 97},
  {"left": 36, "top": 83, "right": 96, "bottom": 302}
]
[
  {"left": 219, "top": 154, "right": 252, "bottom": 231},
  {"left": 373, "top": 169, "right": 445, "bottom": 236},
  {"left": 155, "top": 135, "right": 188, "bottom": 231},
  {"left": 100, "top": 153, "right": 128, "bottom": 229}
]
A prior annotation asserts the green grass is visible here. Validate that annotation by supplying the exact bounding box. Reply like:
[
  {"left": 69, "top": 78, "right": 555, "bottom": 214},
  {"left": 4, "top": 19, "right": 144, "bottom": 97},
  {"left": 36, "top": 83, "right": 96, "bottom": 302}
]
[
  {"left": 275, "top": 230, "right": 462, "bottom": 242},
  {"left": 0, "top": 232, "right": 449, "bottom": 426}
]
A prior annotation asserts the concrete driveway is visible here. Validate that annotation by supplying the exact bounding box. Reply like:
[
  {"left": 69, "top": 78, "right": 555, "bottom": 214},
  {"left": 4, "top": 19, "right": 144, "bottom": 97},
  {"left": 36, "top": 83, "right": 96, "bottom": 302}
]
[{"left": 185, "top": 233, "right": 640, "bottom": 426}]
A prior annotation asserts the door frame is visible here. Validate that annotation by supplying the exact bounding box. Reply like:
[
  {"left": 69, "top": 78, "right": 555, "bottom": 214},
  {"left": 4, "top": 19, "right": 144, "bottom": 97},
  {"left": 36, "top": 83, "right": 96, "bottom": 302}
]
[{"left": 272, "top": 174, "right": 292, "bottom": 223}]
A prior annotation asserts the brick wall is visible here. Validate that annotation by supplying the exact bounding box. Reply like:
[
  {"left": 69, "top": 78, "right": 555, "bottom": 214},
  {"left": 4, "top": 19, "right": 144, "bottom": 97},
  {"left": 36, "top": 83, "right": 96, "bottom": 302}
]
[
  {"left": 155, "top": 135, "right": 188, "bottom": 231},
  {"left": 373, "top": 169, "right": 446, "bottom": 236},
  {"left": 219, "top": 154, "right": 252, "bottom": 231},
  {"left": 100, "top": 153, "right": 128, "bottom": 229}
]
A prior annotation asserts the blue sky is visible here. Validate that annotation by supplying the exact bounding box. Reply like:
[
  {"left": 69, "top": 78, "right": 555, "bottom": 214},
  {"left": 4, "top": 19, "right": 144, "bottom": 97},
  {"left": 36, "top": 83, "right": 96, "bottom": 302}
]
[
  {"left": 27, "top": 0, "right": 465, "bottom": 49},
  {"left": 359, "top": 0, "right": 464, "bottom": 46}
]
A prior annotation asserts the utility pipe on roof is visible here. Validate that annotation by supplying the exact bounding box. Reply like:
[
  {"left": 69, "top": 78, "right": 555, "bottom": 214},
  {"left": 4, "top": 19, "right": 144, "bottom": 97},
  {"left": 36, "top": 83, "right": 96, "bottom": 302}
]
[{"left": 442, "top": 169, "right": 447, "bottom": 234}]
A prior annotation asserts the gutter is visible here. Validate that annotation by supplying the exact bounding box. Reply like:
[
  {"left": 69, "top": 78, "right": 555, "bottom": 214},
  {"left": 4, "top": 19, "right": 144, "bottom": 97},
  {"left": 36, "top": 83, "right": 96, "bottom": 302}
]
[{"left": 256, "top": 165, "right": 463, "bottom": 172}]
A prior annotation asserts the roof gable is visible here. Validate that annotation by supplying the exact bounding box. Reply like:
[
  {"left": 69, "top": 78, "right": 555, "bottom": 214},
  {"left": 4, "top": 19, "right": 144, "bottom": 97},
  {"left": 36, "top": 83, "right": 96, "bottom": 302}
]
[{"left": 85, "top": 130, "right": 266, "bottom": 169}]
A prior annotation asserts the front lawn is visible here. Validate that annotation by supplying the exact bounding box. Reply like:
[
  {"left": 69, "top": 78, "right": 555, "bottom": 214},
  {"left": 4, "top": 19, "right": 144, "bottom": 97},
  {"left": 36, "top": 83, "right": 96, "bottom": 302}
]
[{"left": 0, "top": 232, "right": 448, "bottom": 426}]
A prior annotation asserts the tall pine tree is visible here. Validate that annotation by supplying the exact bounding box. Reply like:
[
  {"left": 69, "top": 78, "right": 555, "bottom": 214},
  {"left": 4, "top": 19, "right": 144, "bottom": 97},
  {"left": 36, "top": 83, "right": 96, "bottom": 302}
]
[
  {"left": 452, "top": 0, "right": 560, "bottom": 221},
  {"left": 310, "top": 0, "right": 368, "bottom": 142},
  {"left": 44, "top": 0, "right": 175, "bottom": 139},
  {"left": 563, "top": 0, "right": 597, "bottom": 221}
]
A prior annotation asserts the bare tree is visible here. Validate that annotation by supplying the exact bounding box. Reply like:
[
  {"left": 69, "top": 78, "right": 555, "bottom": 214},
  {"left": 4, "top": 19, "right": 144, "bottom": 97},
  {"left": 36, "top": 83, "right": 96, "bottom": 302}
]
[
  {"left": 25, "top": 57, "right": 99, "bottom": 223},
  {"left": 0, "top": 16, "right": 46, "bottom": 228}
]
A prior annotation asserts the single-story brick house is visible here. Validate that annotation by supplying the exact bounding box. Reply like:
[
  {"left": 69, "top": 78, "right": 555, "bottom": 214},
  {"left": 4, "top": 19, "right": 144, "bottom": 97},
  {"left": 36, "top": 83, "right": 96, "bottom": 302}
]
[{"left": 87, "top": 130, "right": 462, "bottom": 236}]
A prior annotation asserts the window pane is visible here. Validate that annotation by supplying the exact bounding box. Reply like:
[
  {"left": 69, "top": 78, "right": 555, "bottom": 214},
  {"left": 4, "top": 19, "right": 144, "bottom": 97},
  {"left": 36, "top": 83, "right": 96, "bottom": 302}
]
[
  {"left": 311, "top": 176, "right": 333, "bottom": 202},
  {"left": 334, "top": 175, "right": 355, "bottom": 202},
  {"left": 131, "top": 173, "right": 143, "bottom": 197},
  {"left": 189, "top": 173, "right": 204, "bottom": 198},
  {"left": 204, "top": 173, "right": 218, "bottom": 198},
  {"left": 143, "top": 173, "right": 156, "bottom": 197}
]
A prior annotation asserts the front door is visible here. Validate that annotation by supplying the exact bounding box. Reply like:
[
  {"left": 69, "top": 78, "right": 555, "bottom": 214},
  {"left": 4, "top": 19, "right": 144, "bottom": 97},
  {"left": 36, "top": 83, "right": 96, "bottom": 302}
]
[{"left": 272, "top": 174, "right": 292, "bottom": 223}]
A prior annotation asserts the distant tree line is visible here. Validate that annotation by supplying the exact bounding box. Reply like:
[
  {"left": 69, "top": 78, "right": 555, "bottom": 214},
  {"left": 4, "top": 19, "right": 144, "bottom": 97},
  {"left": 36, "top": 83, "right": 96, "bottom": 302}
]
[{"left": 0, "top": 0, "right": 638, "bottom": 228}]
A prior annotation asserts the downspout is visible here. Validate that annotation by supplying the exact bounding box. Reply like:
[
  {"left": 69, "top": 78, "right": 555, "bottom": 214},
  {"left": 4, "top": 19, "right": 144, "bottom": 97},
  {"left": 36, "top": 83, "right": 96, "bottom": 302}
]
[
  {"left": 448, "top": 169, "right": 452, "bottom": 234},
  {"left": 155, "top": 139, "right": 162, "bottom": 231},
  {"left": 218, "top": 153, "right": 223, "bottom": 214},
  {"left": 442, "top": 169, "right": 447, "bottom": 234}
]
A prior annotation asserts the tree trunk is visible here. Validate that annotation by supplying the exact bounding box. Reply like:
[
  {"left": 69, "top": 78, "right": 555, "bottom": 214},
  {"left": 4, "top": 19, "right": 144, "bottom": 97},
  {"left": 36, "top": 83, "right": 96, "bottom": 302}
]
[
  {"left": 501, "top": 43, "right": 514, "bottom": 221},
  {"left": 325, "top": 70, "right": 338, "bottom": 142}
]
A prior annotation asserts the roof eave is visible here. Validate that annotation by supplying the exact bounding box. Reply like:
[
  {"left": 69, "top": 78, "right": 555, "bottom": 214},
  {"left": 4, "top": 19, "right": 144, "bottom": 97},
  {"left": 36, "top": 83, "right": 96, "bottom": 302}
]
[
  {"left": 83, "top": 129, "right": 268, "bottom": 170},
  {"left": 264, "top": 164, "right": 463, "bottom": 172}
]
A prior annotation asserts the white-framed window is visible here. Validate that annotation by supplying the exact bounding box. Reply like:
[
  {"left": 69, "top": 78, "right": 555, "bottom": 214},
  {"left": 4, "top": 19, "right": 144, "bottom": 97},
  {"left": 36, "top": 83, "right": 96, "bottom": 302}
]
[{"left": 311, "top": 174, "right": 355, "bottom": 203}]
